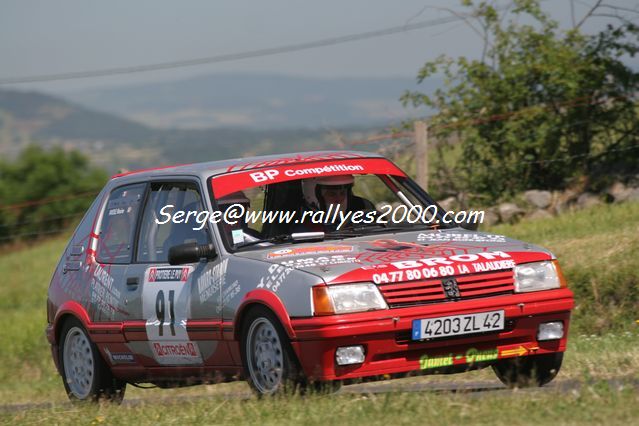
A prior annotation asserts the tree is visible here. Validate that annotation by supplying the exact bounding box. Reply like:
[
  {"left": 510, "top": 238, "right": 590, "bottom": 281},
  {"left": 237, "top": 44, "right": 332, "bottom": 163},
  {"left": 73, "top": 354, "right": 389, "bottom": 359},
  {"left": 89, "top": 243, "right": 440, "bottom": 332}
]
[
  {"left": 402, "top": 0, "right": 639, "bottom": 202},
  {"left": 0, "top": 146, "right": 108, "bottom": 243}
]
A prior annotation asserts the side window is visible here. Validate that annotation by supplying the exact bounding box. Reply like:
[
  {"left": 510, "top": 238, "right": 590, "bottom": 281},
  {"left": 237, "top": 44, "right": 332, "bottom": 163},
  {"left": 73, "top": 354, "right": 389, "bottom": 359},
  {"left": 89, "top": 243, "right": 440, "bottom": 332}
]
[
  {"left": 97, "top": 183, "right": 146, "bottom": 264},
  {"left": 136, "top": 182, "right": 211, "bottom": 263}
]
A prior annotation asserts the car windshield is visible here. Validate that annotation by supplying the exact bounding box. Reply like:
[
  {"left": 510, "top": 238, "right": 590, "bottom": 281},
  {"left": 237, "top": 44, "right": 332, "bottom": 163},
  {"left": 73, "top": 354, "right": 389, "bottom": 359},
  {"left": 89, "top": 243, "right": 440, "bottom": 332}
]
[{"left": 209, "top": 160, "right": 452, "bottom": 251}]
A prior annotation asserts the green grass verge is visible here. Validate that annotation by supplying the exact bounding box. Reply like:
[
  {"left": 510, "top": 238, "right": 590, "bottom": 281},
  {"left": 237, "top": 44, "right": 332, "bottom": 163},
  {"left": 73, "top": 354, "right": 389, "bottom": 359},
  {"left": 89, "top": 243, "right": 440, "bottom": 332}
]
[
  {"left": 2, "top": 379, "right": 639, "bottom": 425},
  {"left": 488, "top": 201, "right": 639, "bottom": 334}
]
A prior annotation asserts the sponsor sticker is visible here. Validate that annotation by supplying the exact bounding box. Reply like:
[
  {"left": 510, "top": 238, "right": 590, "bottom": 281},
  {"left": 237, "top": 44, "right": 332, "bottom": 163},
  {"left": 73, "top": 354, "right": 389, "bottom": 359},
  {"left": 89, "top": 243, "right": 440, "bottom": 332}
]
[
  {"left": 148, "top": 267, "right": 190, "bottom": 282},
  {"left": 105, "top": 348, "right": 135, "bottom": 364},
  {"left": 231, "top": 229, "right": 244, "bottom": 245},
  {"left": 150, "top": 341, "right": 203, "bottom": 365},
  {"left": 280, "top": 254, "right": 359, "bottom": 268},
  {"left": 419, "top": 346, "right": 531, "bottom": 370},
  {"left": 417, "top": 232, "right": 507, "bottom": 243},
  {"left": 197, "top": 259, "right": 228, "bottom": 304},
  {"left": 90, "top": 263, "right": 122, "bottom": 319},
  {"left": 257, "top": 264, "right": 293, "bottom": 293},
  {"left": 266, "top": 245, "right": 353, "bottom": 259},
  {"left": 213, "top": 158, "right": 405, "bottom": 198},
  {"left": 372, "top": 251, "right": 516, "bottom": 284},
  {"left": 226, "top": 152, "right": 366, "bottom": 172},
  {"left": 220, "top": 280, "right": 240, "bottom": 313},
  {"left": 420, "top": 347, "right": 499, "bottom": 370}
]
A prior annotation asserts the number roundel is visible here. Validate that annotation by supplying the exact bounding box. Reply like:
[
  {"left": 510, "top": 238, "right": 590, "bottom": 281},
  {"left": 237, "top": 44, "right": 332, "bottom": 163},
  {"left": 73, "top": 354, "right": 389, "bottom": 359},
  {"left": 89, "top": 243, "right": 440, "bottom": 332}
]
[{"left": 143, "top": 266, "right": 194, "bottom": 342}]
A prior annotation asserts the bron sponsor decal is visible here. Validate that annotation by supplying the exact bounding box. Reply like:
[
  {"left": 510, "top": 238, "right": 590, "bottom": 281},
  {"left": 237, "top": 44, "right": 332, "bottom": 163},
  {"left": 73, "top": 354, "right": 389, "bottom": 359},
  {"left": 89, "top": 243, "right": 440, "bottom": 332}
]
[
  {"left": 354, "top": 239, "right": 474, "bottom": 266},
  {"left": 372, "top": 251, "right": 516, "bottom": 284},
  {"left": 417, "top": 232, "right": 507, "bottom": 243},
  {"left": 90, "top": 263, "right": 121, "bottom": 319},
  {"left": 197, "top": 259, "right": 228, "bottom": 304},
  {"left": 280, "top": 254, "right": 359, "bottom": 268},
  {"left": 267, "top": 245, "right": 353, "bottom": 259},
  {"left": 150, "top": 341, "right": 203, "bottom": 365},
  {"left": 257, "top": 264, "right": 294, "bottom": 293},
  {"left": 148, "top": 267, "right": 190, "bottom": 282}
]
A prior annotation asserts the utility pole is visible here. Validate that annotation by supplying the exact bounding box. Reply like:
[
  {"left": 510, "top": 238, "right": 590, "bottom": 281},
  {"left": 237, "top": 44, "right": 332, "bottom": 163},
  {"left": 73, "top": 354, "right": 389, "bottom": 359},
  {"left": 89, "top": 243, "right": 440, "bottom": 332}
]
[{"left": 414, "top": 120, "right": 428, "bottom": 190}]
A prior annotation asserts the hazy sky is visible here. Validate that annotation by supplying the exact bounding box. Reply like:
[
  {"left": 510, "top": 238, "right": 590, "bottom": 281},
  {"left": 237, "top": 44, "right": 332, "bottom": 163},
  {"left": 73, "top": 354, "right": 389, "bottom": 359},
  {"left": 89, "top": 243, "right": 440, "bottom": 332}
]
[{"left": 1, "top": 0, "right": 637, "bottom": 93}]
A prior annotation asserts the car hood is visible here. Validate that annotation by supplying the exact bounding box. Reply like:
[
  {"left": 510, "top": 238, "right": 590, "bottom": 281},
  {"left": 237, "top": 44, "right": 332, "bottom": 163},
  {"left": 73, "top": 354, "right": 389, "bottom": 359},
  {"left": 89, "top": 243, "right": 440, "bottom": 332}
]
[{"left": 235, "top": 228, "right": 553, "bottom": 284}]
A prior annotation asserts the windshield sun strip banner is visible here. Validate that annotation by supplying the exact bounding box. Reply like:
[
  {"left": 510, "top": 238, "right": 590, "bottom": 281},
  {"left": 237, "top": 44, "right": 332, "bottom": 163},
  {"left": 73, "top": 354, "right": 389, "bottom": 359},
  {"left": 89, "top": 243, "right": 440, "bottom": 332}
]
[{"left": 211, "top": 158, "right": 406, "bottom": 198}]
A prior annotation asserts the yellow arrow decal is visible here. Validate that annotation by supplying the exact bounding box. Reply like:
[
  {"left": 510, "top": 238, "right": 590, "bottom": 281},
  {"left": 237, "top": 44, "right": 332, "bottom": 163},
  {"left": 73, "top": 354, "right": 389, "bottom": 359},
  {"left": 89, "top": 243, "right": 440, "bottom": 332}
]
[{"left": 500, "top": 345, "right": 527, "bottom": 357}]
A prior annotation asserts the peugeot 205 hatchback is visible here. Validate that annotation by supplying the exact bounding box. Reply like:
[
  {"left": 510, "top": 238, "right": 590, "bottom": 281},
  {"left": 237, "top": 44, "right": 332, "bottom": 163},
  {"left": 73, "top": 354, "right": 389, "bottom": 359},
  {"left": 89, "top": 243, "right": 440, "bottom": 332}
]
[{"left": 46, "top": 151, "right": 573, "bottom": 401}]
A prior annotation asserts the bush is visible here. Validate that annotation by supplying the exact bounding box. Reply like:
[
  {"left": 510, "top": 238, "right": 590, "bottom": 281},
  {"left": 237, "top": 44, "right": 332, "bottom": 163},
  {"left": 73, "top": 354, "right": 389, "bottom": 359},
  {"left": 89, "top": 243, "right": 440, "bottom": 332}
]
[{"left": 0, "top": 146, "right": 107, "bottom": 243}]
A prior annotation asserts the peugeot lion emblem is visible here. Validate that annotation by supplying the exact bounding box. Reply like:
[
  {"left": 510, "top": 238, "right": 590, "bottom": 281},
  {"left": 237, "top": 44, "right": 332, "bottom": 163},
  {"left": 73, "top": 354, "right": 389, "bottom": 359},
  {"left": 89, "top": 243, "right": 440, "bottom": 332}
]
[{"left": 442, "top": 277, "right": 461, "bottom": 299}]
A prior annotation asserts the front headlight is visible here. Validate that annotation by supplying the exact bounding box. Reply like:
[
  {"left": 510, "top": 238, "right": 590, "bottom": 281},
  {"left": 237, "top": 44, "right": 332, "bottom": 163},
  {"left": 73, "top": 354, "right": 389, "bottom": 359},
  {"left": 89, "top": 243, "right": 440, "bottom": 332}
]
[
  {"left": 514, "top": 260, "right": 567, "bottom": 293},
  {"left": 312, "top": 283, "right": 387, "bottom": 315}
]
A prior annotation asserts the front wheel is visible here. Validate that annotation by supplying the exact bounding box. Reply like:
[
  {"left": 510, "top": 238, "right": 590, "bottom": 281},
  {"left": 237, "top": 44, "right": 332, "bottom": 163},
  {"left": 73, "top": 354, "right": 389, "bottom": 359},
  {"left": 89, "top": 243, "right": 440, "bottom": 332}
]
[
  {"left": 241, "top": 307, "right": 303, "bottom": 396},
  {"left": 59, "top": 318, "right": 126, "bottom": 403},
  {"left": 492, "top": 352, "right": 563, "bottom": 388}
]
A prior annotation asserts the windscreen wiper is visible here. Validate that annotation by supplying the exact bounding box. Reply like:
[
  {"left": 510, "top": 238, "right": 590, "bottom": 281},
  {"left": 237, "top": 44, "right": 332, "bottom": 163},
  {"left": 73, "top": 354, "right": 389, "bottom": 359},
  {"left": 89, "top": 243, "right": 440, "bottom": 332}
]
[
  {"left": 235, "top": 232, "right": 326, "bottom": 249},
  {"left": 325, "top": 224, "right": 408, "bottom": 238}
]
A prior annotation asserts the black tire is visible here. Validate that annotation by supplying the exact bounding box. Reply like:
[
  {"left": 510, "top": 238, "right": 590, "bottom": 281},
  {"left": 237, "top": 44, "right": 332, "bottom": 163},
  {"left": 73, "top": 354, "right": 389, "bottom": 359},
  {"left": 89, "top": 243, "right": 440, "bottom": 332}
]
[
  {"left": 240, "top": 306, "right": 305, "bottom": 396},
  {"left": 58, "top": 317, "right": 126, "bottom": 403},
  {"left": 492, "top": 352, "right": 563, "bottom": 388},
  {"left": 309, "top": 380, "right": 342, "bottom": 395}
]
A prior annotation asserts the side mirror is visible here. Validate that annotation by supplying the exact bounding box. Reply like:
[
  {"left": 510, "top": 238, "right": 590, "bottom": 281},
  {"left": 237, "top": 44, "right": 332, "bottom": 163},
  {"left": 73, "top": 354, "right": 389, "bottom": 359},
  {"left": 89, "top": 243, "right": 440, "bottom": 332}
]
[{"left": 168, "top": 242, "right": 217, "bottom": 265}]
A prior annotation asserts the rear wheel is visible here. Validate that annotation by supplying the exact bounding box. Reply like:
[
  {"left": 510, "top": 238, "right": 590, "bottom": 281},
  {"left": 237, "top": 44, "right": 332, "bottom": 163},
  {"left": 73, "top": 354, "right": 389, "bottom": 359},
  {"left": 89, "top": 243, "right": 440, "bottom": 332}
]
[
  {"left": 492, "top": 353, "right": 563, "bottom": 388},
  {"left": 59, "top": 318, "right": 126, "bottom": 403}
]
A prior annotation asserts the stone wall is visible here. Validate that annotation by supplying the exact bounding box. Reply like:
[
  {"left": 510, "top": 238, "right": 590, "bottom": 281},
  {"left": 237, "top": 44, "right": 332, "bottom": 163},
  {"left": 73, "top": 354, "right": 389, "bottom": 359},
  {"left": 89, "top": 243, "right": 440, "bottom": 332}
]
[{"left": 436, "top": 180, "right": 639, "bottom": 226}]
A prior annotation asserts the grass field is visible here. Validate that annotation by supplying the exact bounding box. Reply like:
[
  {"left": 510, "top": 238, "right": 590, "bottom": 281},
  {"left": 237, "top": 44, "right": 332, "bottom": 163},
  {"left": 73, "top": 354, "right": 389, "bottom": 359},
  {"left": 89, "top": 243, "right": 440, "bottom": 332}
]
[
  {"left": 0, "top": 202, "right": 638, "bottom": 424},
  {"left": 489, "top": 201, "right": 639, "bottom": 333},
  {"left": 3, "top": 379, "right": 639, "bottom": 425}
]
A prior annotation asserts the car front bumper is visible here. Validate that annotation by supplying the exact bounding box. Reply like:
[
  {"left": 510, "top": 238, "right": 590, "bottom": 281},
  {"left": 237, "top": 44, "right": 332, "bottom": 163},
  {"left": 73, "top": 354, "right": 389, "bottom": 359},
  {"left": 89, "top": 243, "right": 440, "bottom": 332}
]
[{"left": 289, "top": 288, "right": 573, "bottom": 381}]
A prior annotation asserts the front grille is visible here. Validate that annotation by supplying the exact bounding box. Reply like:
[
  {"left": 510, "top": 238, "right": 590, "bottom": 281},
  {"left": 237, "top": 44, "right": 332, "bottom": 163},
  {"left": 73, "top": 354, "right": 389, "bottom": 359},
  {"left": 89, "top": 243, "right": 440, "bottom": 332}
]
[{"left": 378, "top": 269, "right": 514, "bottom": 308}]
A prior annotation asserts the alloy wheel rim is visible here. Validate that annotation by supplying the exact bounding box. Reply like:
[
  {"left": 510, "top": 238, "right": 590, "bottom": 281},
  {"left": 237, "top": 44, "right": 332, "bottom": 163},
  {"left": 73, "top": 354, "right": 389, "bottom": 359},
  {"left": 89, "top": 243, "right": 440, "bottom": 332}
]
[
  {"left": 247, "top": 318, "right": 284, "bottom": 394},
  {"left": 62, "top": 326, "right": 94, "bottom": 399}
]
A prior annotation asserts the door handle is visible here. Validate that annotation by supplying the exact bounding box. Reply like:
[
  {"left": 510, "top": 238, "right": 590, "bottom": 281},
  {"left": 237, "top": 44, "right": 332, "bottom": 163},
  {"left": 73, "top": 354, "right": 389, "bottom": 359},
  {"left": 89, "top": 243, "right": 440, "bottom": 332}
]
[
  {"left": 126, "top": 277, "right": 139, "bottom": 289},
  {"left": 63, "top": 261, "right": 82, "bottom": 274}
]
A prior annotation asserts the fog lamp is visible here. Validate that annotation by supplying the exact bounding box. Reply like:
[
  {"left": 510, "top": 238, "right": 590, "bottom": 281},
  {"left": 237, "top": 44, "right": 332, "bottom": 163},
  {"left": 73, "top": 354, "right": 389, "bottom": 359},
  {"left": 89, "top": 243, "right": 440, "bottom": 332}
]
[
  {"left": 335, "top": 345, "right": 365, "bottom": 366},
  {"left": 537, "top": 321, "right": 564, "bottom": 341}
]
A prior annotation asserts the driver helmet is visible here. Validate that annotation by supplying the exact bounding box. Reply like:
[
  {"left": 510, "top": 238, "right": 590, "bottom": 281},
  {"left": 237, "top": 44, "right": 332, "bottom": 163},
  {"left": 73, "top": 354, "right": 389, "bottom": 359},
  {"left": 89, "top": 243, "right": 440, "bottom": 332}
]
[
  {"left": 302, "top": 175, "right": 354, "bottom": 211},
  {"left": 216, "top": 191, "right": 251, "bottom": 231}
]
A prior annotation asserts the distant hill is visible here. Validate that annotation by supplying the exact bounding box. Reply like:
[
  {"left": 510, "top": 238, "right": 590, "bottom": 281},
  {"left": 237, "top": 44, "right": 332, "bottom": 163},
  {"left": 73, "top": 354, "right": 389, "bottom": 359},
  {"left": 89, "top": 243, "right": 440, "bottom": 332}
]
[
  {"left": 0, "top": 88, "right": 388, "bottom": 172},
  {"left": 0, "top": 89, "right": 156, "bottom": 145},
  {"left": 63, "top": 73, "right": 435, "bottom": 129}
]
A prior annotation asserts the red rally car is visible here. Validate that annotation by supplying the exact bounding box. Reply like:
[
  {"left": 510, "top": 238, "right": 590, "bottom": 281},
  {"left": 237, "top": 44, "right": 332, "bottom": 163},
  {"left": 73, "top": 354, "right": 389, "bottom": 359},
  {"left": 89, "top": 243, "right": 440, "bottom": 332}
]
[{"left": 46, "top": 151, "right": 573, "bottom": 400}]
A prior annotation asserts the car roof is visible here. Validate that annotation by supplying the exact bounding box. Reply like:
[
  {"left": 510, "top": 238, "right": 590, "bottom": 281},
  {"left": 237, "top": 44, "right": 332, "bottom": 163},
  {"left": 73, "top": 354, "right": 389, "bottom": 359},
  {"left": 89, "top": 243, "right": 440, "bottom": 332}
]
[{"left": 110, "top": 150, "right": 386, "bottom": 184}]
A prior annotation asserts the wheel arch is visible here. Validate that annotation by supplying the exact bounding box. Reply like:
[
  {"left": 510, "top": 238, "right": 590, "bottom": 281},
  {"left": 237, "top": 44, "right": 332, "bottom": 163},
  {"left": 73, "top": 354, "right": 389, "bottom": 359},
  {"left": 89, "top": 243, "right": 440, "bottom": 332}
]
[
  {"left": 53, "top": 301, "right": 91, "bottom": 345},
  {"left": 234, "top": 290, "right": 296, "bottom": 341}
]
